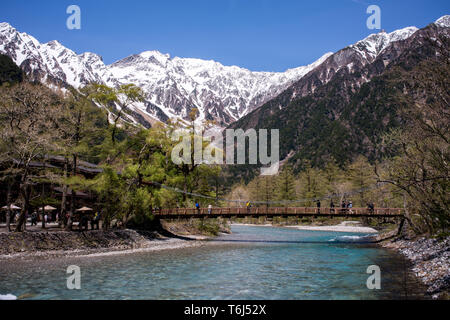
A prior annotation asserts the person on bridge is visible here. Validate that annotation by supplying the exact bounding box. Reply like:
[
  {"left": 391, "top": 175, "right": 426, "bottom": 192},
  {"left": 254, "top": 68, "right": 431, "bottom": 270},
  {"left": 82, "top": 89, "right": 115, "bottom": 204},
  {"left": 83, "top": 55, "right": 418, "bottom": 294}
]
[
  {"left": 195, "top": 202, "right": 200, "bottom": 214},
  {"left": 330, "top": 200, "right": 335, "bottom": 213},
  {"left": 316, "top": 200, "right": 321, "bottom": 214},
  {"left": 341, "top": 201, "right": 347, "bottom": 214},
  {"left": 208, "top": 204, "right": 212, "bottom": 215},
  {"left": 246, "top": 201, "right": 252, "bottom": 214},
  {"left": 348, "top": 201, "right": 353, "bottom": 214}
]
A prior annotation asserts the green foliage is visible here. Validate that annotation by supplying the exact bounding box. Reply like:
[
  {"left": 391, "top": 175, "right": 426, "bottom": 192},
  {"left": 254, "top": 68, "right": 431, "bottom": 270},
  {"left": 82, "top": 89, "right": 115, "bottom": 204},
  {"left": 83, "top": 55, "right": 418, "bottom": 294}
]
[
  {"left": 91, "top": 166, "right": 125, "bottom": 226},
  {"left": 124, "top": 188, "right": 155, "bottom": 229},
  {"left": 297, "top": 163, "right": 328, "bottom": 206},
  {"left": 348, "top": 156, "right": 377, "bottom": 207},
  {"left": 195, "top": 219, "right": 221, "bottom": 236},
  {"left": 275, "top": 165, "right": 296, "bottom": 205},
  {"left": 0, "top": 54, "right": 23, "bottom": 85}
]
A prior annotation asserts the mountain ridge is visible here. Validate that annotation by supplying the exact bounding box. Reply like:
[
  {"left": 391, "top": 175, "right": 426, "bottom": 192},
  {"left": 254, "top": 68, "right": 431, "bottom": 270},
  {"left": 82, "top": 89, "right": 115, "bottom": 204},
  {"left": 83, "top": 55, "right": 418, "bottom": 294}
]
[
  {"left": 0, "top": 21, "right": 332, "bottom": 126},
  {"left": 2, "top": 18, "right": 445, "bottom": 127},
  {"left": 225, "top": 17, "right": 449, "bottom": 183}
]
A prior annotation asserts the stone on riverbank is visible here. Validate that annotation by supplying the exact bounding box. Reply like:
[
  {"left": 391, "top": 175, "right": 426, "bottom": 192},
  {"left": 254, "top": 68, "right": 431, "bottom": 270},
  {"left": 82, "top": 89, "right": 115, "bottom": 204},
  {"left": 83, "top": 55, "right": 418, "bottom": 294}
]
[
  {"left": 383, "top": 237, "right": 450, "bottom": 299},
  {"left": 0, "top": 229, "right": 162, "bottom": 256}
]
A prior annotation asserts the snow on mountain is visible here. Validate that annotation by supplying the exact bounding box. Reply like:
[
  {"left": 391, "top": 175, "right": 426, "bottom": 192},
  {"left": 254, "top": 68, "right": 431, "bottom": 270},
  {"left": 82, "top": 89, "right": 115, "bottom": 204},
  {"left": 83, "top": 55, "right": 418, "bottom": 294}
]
[
  {"left": 0, "top": 22, "right": 333, "bottom": 126},
  {"left": 106, "top": 50, "right": 332, "bottom": 124},
  {"left": 350, "top": 26, "right": 419, "bottom": 61},
  {"left": 1, "top": 17, "right": 447, "bottom": 126},
  {"left": 0, "top": 22, "right": 110, "bottom": 87},
  {"left": 435, "top": 15, "right": 450, "bottom": 28}
]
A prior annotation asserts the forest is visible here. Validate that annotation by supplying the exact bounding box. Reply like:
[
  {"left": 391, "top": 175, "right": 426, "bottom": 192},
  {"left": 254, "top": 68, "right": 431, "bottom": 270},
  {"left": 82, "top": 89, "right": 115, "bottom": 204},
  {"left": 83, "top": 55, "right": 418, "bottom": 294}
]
[{"left": 0, "top": 54, "right": 448, "bottom": 236}]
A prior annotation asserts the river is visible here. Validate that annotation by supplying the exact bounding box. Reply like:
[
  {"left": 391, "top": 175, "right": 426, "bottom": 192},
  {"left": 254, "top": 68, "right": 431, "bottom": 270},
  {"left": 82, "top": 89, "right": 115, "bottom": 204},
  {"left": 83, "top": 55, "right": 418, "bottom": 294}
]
[{"left": 0, "top": 225, "right": 427, "bottom": 300}]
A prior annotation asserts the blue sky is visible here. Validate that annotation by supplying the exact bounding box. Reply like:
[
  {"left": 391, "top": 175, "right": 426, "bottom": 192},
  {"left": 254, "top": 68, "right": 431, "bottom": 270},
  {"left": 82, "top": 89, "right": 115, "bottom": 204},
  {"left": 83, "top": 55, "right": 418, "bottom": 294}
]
[{"left": 1, "top": 0, "right": 448, "bottom": 71}]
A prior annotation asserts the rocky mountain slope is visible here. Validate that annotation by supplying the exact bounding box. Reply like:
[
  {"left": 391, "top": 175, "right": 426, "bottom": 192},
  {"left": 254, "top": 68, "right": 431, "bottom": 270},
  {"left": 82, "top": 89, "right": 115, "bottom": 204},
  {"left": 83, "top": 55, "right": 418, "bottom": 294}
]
[
  {"left": 227, "top": 16, "right": 449, "bottom": 179},
  {"left": 0, "top": 21, "right": 332, "bottom": 126},
  {"left": 2, "top": 18, "right": 440, "bottom": 128}
]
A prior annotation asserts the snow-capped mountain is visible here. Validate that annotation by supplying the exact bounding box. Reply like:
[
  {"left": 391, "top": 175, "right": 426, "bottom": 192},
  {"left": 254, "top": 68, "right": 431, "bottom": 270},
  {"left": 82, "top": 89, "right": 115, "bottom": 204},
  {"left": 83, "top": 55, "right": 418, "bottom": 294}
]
[
  {"left": 105, "top": 51, "right": 333, "bottom": 125},
  {"left": 228, "top": 15, "right": 449, "bottom": 179},
  {"left": 0, "top": 16, "right": 447, "bottom": 127},
  {"left": 0, "top": 23, "right": 106, "bottom": 87},
  {"left": 0, "top": 21, "right": 331, "bottom": 126},
  {"left": 349, "top": 26, "right": 419, "bottom": 61}
]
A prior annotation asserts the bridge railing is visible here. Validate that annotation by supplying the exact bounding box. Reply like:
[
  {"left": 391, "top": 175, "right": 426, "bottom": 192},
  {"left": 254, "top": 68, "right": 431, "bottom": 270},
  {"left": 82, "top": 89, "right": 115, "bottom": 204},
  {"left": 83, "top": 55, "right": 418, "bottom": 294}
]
[{"left": 156, "top": 207, "right": 404, "bottom": 216}]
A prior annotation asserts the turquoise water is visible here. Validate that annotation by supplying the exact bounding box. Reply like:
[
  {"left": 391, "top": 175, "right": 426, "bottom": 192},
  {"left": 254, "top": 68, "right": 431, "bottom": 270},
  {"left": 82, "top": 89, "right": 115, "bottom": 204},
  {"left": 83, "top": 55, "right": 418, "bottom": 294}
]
[{"left": 0, "top": 225, "right": 426, "bottom": 300}]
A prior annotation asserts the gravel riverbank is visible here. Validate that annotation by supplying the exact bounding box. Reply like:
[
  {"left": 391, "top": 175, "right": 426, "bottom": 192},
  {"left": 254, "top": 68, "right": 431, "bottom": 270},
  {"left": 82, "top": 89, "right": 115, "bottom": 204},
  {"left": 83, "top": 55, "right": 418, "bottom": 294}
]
[
  {"left": 382, "top": 236, "right": 450, "bottom": 299},
  {"left": 0, "top": 229, "right": 207, "bottom": 261}
]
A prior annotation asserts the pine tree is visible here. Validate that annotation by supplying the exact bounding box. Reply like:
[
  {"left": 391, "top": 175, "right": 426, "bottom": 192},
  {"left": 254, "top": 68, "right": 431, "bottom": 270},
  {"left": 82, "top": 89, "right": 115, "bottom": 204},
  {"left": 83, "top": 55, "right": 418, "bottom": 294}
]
[
  {"left": 0, "top": 54, "right": 23, "bottom": 85},
  {"left": 348, "top": 156, "right": 376, "bottom": 207},
  {"left": 275, "top": 165, "right": 297, "bottom": 206},
  {"left": 261, "top": 176, "right": 275, "bottom": 207},
  {"left": 247, "top": 176, "right": 262, "bottom": 204},
  {"left": 297, "top": 162, "right": 328, "bottom": 207}
]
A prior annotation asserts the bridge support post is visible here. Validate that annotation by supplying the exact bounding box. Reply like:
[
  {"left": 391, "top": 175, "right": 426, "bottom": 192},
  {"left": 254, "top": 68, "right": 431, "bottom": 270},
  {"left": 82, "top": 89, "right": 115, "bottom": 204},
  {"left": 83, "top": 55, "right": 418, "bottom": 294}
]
[{"left": 396, "top": 217, "right": 406, "bottom": 237}]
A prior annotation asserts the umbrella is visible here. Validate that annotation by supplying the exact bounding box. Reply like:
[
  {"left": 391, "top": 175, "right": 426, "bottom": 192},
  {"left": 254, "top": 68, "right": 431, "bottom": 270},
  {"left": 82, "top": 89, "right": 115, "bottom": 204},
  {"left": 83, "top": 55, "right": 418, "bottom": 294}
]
[
  {"left": 76, "top": 206, "right": 93, "bottom": 212},
  {"left": 1, "top": 204, "right": 21, "bottom": 210},
  {"left": 39, "top": 205, "right": 57, "bottom": 212}
]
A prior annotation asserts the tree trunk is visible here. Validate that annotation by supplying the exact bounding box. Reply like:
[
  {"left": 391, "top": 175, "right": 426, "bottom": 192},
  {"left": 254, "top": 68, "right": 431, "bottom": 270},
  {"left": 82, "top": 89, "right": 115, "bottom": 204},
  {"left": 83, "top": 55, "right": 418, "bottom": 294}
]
[
  {"left": 41, "top": 206, "right": 46, "bottom": 229},
  {"left": 41, "top": 176, "right": 46, "bottom": 229},
  {"left": 61, "top": 158, "right": 68, "bottom": 227},
  {"left": 6, "top": 207, "right": 11, "bottom": 232},
  {"left": 5, "top": 181, "right": 12, "bottom": 232},
  {"left": 66, "top": 154, "right": 77, "bottom": 231},
  {"left": 402, "top": 192, "right": 420, "bottom": 235},
  {"left": 183, "top": 170, "right": 188, "bottom": 202},
  {"left": 15, "top": 183, "right": 31, "bottom": 232},
  {"left": 215, "top": 178, "right": 219, "bottom": 207}
]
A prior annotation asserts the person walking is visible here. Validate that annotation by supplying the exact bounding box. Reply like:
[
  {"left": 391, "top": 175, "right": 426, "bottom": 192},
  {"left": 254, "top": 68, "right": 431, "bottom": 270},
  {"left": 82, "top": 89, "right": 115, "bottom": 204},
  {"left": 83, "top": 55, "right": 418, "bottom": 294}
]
[
  {"left": 195, "top": 202, "right": 201, "bottom": 214},
  {"left": 330, "top": 200, "right": 335, "bottom": 214},
  {"left": 80, "top": 214, "right": 88, "bottom": 231},
  {"left": 316, "top": 200, "right": 321, "bottom": 214},
  {"left": 95, "top": 212, "right": 100, "bottom": 230},
  {"left": 31, "top": 211, "right": 38, "bottom": 226},
  {"left": 348, "top": 201, "right": 353, "bottom": 214},
  {"left": 208, "top": 204, "right": 212, "bottom": 215},
  {"left": 367, "top": 202, "right": 374, "bottom": 214},
  {"left": 246, "top": 201, "right": 252, "bottom": 214},
  {"left": 341, "top": 200, "right": 347, "bottom": 214}
]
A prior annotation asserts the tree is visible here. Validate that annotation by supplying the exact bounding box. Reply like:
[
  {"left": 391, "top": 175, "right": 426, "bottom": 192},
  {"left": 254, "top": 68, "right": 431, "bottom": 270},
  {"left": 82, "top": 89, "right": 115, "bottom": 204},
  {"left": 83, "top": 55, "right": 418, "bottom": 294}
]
[
  {"left": 275, "top": 165, "right": 297, "bottom": 205},
  {"left": 247, "top": 175, "right": 275, "bottom": 207},
  {"left": 85, "top": 83, "right": 145, "bottom": 146},
  {"left": 377, "top": 59, "right": 449, "bottom": 234},
  {"left": 91, "top": 166, "right": 124, "bottom": 229},
  {"left": 53, "top": 88, "right": 108, "bottom": 230},
  {"left": 226, "top": 182, "right": 250, "bottom": 208},
  {"left": 0, "top": 83, "right": 62, "bottom": 231},
  {"left": 0, "top": 54, "right": 23, "bottom": 85},
  {"left": 348, "top": 156, "right": 376, "bottom": 207},
  {"left": 297, "top": 162, "right": 328, "bottom": 207}
]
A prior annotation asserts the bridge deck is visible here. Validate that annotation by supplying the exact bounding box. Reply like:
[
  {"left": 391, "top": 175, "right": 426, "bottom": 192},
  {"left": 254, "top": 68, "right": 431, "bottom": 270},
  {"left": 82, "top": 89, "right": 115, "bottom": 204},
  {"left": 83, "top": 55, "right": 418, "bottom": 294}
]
[{"left": 156, "top": 207, "right": 404, "bottom": 219}]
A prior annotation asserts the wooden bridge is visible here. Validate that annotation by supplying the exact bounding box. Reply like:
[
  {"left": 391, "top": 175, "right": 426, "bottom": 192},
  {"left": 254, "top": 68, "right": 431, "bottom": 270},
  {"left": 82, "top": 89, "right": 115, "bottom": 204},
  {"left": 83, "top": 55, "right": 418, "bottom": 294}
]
[{"left": 155, "top": 207, "right": 405, "bottom": 219}]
